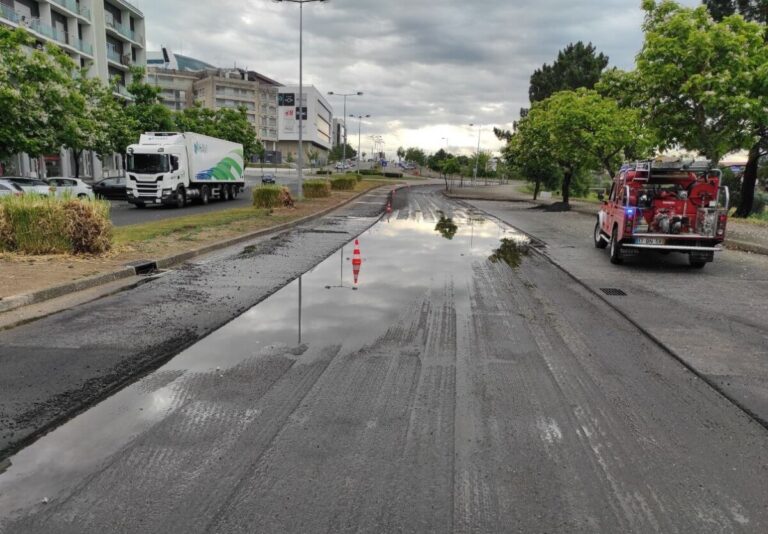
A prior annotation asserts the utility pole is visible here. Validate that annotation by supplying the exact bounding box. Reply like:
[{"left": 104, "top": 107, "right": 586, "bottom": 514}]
[
  {"left": 350, "top": 114, "right": 370, "bottom": 175},
  {"left": 328, "top": 91, "right": 363, "bottom": 168}
]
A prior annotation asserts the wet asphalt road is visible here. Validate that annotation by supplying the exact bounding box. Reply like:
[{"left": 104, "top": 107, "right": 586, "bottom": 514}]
[{"left": 2, "top": 187, "right": 768, "bottom": 532}]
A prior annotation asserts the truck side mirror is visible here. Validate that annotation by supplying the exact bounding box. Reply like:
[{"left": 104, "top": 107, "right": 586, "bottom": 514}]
[{"left": 171, "top": 156, "right": 179, "bottom": 171}]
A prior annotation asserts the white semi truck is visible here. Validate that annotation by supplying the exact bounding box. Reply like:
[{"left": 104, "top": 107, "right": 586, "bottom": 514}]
[{"left": 126, "top": 132, "right": 245, "bottom": 208}]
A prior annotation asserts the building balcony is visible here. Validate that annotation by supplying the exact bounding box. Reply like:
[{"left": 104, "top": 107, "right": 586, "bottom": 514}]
[
  {"left": 105, "top": 16, "right": 143, "bottom": 45},
  {"left": 0, "top": 3, "right": 20, "bottom": 23},
  {"left": 106, "top": 46, "right": 122, "bottom": 63},
  {"left": 50, "top": 0, "right": 91, "bottom": 20}
]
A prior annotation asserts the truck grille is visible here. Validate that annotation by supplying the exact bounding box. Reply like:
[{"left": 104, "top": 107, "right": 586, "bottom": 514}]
[{"left": 131, "top": 175, "right": 162, "bottom": 198}]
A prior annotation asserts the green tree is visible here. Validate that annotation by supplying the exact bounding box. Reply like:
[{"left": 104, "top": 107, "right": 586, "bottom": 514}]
[
  {"left": 0, "top": 28, "right": 79, "bottom": 165},
  {"left": 427, "top": 149, "right": 450, "bottom": 173},
  {"left": 126, "top": 67, "right": 176, "bottom": 140},
  {"left": 529, "top": 42, "right": 609, "bottom": 103},
  {"left": 525, "top": 89, "right": 647, "bottom": 205},
  {"left": 328, "top": 143, "right": 357, "bottom": 162},
  {"left": 58, "top": 75, "right": 116, "bottom": 178},
  {"left": 442, "top": 157, "right": 460, "bottom": 191},
  {"left": 640, "top": 1, "right": 768, "bottom": 215},
  {"left": 396, "top": 146, "right": 405, "bottom": 162},
  {"left": 214, "top": 107, "right": 262, "bottom": 163},
  {"left": 404, "top": 147, "right": 427, "bottom": 166},
  {"left": 505, "top": 112, "right": 562, "bottom": 200},
  {"left": 174, "top": 103, "right": 219, "bottom": 136},
  {"left": 704, "top": 1, "right": 767, "bottom": 23}
]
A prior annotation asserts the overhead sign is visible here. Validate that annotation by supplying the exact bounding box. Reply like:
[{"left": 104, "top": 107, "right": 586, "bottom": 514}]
[
  {"left": 278, "top": 93, "right": 295, "bottom": 107},
  {"left": 295, "top": 107, "right": 308, "bottom": 121}
]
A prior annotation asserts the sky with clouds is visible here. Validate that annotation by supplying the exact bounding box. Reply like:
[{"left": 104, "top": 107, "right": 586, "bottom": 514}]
[{"left": 136, "top": 0, "right": 699, "bottom": 157}]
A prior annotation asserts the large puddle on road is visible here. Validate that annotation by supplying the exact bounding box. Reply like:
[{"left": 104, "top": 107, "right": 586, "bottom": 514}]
[{"left": 0, "top": 194, "right": 528, "bottom": 518}]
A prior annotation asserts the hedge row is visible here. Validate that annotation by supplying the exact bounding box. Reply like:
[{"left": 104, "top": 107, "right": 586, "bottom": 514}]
[
  {"left": 303, "top": 179, "right": 332, "bottom": 198},
  {"left": 0, "top": 195, "right": 112, "bottom": 255},
  {"left": 316, "top": 170, "right": 332, "bottom": 175},
  {"left": 252, "top": 185, "right": 294, "bottom": 208},
  {"left": 330, "top": 176, "right": 357, "bottom": 191}
]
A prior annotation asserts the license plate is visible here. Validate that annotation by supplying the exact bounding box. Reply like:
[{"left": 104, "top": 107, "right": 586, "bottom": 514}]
[
  {"left": 636, "top": 237, "right": 664, "bottom": 245},
  {"left": 154, "top": 200, "right": 161, "bottom": 204}
]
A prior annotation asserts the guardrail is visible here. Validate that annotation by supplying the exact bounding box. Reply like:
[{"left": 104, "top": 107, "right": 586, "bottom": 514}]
[{"left": 50, "top": 0, "right": 91, "bottom": 19}]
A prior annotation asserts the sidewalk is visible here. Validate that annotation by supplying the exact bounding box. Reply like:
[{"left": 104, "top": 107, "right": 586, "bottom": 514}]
[{"left": 445, "top": 182, "right": 768, "bottom": 256}]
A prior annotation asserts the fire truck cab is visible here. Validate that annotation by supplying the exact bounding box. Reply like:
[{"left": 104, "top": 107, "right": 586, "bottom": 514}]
[{"left": 594, "top": 159, "right": 729, "bottom": 268}]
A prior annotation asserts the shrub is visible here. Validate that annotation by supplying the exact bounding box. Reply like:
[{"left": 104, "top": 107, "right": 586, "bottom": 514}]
[
  {"left": 330, "top": 176, "right": 357, "bottom": 191},
  {"left": 359, "top": 169, "right": 378, "bottom": 176},
  {"left": 252, "top": 185, "right": 282, "bottom": 208},
  {"left": 316, "top": 170, "right": 332, "bottom": 175},
  {"left": 62, "top": 200, "right": 112, "bottom": 254},
  {"left": 279, "top": 187, "right": 295, "bottom": 208},
  {"left": 0, "top": 195, "right": 112, "bottom": 255},
  {"left": 303, "top": 179, "right": 331, "bottom": 198},
  {"left": 383, "top": 172, "right": 403, "bottom": 178},
  {"left": 753, "top": 191, "right": 767, "bottom": 215}
]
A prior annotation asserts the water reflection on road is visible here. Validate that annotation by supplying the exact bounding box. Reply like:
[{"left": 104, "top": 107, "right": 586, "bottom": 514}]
[{"left": 0, "top": 194, "right": 527, "bottom": 519}]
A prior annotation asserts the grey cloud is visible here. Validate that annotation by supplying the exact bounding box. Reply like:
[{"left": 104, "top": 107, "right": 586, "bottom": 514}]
[{"left": 141, "top": 0, "right": 699, "bottom": 154}]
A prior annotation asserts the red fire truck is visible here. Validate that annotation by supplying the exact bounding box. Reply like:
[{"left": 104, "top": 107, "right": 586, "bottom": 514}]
[{"left": 594, "top": 160, "right": 730, "bottom": 268}]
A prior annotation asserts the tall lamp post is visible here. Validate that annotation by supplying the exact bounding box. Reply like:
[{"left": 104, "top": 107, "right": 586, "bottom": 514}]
[
  {"left": 328, "top": 91, "right": 363, "bottom": 168},
  {"left": 469, "top": 123, "right": 482, "bottom": 184},
  {"left": 350, "top": 114, "right": 370, "bottom": 175},
  {"left": 273, "top": 0, "right": 328, "bottom": 198}
]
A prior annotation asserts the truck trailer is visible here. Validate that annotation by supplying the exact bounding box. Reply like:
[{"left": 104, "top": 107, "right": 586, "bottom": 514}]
[{"left": 126, "top": 132, "right": 245, "bottom": 208}]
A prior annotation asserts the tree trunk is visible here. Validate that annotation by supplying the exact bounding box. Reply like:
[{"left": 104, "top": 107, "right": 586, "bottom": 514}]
[
  {"left": 444, "top": 173, "right": 449, "bottom": 191},
  {"left": 735, "top": 143, "right": 760, "bottom": 217},
  {"left": 74, "top": 150, "right": 82, "bottom": 178},
  {"left": 562, "top": 169, "right": 572, "bottom": 205},
  {"left": 533, "top": 178, "right": 541, "bottom": 200}
]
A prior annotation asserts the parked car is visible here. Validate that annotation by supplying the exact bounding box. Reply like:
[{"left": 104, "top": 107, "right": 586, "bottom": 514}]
[
  {"left": 4, "top": 177, "right": 51, "bottom": 196},
  {"left": 261, "top": 174, "right": 276, "bottom": 184},
  {"left": 92, "top": 176, "right": 127, "bottom": 201},
  {"left": 46, "top": 177, "right": 94, "bottom": 199},
  {"left": 0, "top": 179, "right": 24, "bottom": 198}
]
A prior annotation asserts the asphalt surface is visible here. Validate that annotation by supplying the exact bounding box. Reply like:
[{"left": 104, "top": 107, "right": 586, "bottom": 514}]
[
  {"left": 465, "top": 198, "right": 768, "bottom": 425},
  {"left": 2, "top": 187, "right": 768, "bottom": 532},
  {"left": 0, "top": 187, "right": 392, "bottom": 459},
  {"left": 110, "top": 169, "right": 302, "bottom": 227}
]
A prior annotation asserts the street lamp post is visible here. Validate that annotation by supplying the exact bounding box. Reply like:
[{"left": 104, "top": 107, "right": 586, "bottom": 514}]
[
  {"left": 469, "top": 123, "right": 482, "bottom": 184},
  {"left": 350, "top": 114, "right": 370, "bottom": 175},
  {"left": 328, "top": 91, "right": 363, "bottom": 170},
  {"left": 273, "top": 0, "right": 328, "bottom": 198}
]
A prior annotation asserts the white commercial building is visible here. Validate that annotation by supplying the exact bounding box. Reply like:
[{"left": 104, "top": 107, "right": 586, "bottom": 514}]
[
  {"left": 277, "top": 85, "right": 333, "bottom": 163},
  {"left": 1, "top": 0, "right": 147, "bottom": 178}
]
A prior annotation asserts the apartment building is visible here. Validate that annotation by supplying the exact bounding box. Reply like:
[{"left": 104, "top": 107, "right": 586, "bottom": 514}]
[
  {"left": 0, "top": 0, "right": 147, "bottom": 177},
  {"left": 277, "top": 85, "right": 333, "bottom": 163}
]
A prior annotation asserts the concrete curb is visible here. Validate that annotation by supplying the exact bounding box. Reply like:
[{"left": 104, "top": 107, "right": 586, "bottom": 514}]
[
  {"left": 0, "top": 184, "right": 391, "bottom": 316},
  {"left": 446, "top": 191, "right": 768, "bottom": 257}
]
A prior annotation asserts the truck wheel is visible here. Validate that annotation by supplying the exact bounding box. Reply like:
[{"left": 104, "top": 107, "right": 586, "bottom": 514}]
[
  {"left": 689, "top": 255, "right": 707, "bottom": 269},
  {"left": 225, "top": 184, "right": 233, "bottom": 200},
  {"left": 594, "top": 220, "right": 608, "bottom": 249},
  {"left": 609, "top": 226, "right": 623, "bottom": 264},
  {"left": 200, "top": 185, "right": 210, "bottom": 205},
  {"left": 231, "top": 185, "right": 239, "bottom": 199},
  {"left": 175, "top": 187, "right": 186, "bottom": 209}
]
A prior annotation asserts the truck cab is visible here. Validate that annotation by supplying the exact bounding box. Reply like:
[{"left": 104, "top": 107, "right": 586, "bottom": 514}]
[
  {"left": 594, "top": 160, "right": 729, "bottom": 268},
  {"left": 126, "top": 135, "right": 188, "bottom": 208}
]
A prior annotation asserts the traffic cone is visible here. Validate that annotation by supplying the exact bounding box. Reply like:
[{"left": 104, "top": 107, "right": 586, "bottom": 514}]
[
  {"left": 386, "top": 201, "right": 392, "bottom": 214},
  {"left": 352, "top": 239, "right": 362, "bottom": 285}
]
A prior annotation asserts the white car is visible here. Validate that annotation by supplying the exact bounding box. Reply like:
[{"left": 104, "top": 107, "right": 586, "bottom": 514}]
[
  {"left": 0, "top": 179, "right": 24, "bottom": 197},
  {"left": 46, "top": 177, "right": 95, "bottom": 200},
  {"left": 4, "top": 177, "right": 51, "bottom": 196}
]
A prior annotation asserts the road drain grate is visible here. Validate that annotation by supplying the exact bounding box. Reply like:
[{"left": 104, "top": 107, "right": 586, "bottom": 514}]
[
  {"left": 125, "top": 260, "right": 158, "bottom": 276},
  {"left": 600, "top": 288, "right": 627, "bottom": 296}
]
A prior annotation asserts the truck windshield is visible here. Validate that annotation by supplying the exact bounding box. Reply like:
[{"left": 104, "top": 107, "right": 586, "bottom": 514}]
[{"left": 127, "top": 154, "right": 170, "bottom": 174}]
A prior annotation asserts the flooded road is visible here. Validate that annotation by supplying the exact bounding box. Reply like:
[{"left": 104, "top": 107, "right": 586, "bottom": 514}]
[{"left": 2, "top": 187, "right": 768, "bottom": 533}]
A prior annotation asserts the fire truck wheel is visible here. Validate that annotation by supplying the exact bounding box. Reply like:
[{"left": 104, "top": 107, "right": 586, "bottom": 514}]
[
  {"left": 594, "top": 220, "right": 608, "bottom": 249},
  {"left": 610, "top": 226, "right": 623, "bottom": 264},
  {"left": 689, "top": 255, "right": 707, "bottom": 269}
]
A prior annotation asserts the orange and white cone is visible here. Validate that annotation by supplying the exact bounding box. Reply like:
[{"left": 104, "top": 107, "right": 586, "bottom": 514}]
[{"left": 352, "top": 239, "right": 362, "bottom": 285}]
